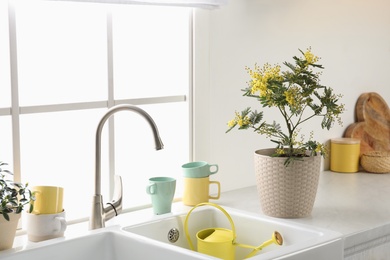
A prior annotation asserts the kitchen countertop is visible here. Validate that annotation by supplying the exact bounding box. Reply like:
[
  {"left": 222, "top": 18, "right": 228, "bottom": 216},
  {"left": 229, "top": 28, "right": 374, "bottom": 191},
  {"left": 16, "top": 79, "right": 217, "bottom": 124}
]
[
  {"left": 216, "top": 170, "right": 390, "bottom": 257},
  {"left": 6, "top": 170, "right": 390, "bottom": 258}
]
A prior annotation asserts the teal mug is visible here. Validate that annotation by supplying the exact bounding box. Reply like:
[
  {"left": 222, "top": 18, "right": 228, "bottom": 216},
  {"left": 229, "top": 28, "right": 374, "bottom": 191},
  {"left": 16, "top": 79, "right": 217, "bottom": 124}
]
[
  {"left": 146, "top": 177, "right": 176, "bottom": 215},
  {"left": 182, "top": 161, "right": 219, "bottom": 178}
]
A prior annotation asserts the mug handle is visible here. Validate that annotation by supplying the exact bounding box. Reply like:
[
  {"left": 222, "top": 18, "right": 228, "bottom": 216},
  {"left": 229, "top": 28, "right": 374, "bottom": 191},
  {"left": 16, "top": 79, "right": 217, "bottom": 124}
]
[
  {"left": 209, "top": 164, "right": 219, "bottom": 175},
  {"left": 30, "top": 190, "right": 40, "bottom": 214},
  {"left": 208, "top": 181, "right": 220, "bottom": 200},
  {"left": 146, "top": 183, "right": 157, "bottom": 195},
  {"left": 54, "top": 217, "right": 67, "bottom": 233}
]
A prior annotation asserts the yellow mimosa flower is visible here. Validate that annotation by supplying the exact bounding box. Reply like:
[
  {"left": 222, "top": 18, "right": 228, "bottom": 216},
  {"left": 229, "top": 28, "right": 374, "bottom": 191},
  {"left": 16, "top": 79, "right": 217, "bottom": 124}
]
[
  {"left": 247, "top": 63, "right": 282, "bottom": 99},
  {"left": 227, "top": 119, "right": 236, "bottom": 128},
  {"left": 304, "top": 48, "right": 319, "bottom": 64}
]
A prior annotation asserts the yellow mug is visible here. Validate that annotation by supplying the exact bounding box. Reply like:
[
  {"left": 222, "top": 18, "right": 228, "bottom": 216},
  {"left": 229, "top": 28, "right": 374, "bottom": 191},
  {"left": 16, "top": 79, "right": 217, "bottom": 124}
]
[
  {"left": 31, "top": 186, "right": 64, "bottom": 214},
  {"left": 183, "top": 177, "right": 220, "bottom": 206}
]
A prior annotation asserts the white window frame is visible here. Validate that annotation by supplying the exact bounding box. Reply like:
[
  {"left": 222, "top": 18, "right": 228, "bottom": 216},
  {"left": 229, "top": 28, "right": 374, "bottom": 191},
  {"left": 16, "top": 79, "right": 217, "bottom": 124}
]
[{"left": 5, "top": 1, "right": 193, "bottom": 215}]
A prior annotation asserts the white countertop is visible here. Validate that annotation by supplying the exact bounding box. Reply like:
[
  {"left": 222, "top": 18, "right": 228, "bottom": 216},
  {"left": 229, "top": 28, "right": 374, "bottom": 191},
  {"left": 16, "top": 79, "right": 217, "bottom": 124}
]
[
  {"left": 216, "top": 170, "right": 390, "bottom": 256},
  {"left": 7, "top": 170, "right": 390, "bottom": 258},
  {"left": 218, "top": 171, "right": 390, "bottom": 235}
]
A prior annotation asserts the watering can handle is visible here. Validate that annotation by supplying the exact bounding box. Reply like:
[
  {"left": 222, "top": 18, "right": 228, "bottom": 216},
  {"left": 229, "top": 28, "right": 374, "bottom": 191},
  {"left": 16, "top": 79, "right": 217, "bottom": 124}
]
[{"left": 184, "top": 202, "right": 236, "bottom": 251}]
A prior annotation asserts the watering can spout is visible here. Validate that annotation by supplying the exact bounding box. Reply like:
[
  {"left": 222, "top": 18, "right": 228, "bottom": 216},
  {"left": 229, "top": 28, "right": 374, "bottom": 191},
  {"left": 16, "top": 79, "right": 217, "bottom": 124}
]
[{"left": 242, "top": 231, "right": 284, "bottom": 259}]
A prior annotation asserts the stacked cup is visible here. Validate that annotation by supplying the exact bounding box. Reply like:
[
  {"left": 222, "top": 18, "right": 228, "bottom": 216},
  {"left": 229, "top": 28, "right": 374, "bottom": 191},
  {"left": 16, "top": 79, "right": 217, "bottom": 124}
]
[
  {"left": 182, "top": 161, "right": 221, "bottom": 206},
  {"left": 27, "top": 186, "right": 67, "bottom": 242}
]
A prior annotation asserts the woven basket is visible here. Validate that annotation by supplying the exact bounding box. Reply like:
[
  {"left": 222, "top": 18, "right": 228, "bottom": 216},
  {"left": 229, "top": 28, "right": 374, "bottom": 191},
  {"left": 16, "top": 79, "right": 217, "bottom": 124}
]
[
  {"left": 254, "top": 149, "right": 321, "bottom": 218},
  {"left": 361, "top": 151, "right": 390, "bottom": 173}
]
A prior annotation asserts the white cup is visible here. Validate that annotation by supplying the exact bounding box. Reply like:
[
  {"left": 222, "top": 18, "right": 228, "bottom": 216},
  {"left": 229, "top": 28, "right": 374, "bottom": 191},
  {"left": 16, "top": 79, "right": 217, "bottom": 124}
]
[{"left": 26, "top": 210, "right": 67, "bottom": 242}]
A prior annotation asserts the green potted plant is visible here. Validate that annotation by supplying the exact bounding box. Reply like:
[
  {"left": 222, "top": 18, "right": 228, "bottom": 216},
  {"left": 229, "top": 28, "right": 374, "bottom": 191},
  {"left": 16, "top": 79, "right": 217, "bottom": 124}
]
[
  {"left": 227, "top": 48, "right": 345, "bottom": 218},
  {"left": 0, "top": 161, "right": 34, "bottom": 250}
]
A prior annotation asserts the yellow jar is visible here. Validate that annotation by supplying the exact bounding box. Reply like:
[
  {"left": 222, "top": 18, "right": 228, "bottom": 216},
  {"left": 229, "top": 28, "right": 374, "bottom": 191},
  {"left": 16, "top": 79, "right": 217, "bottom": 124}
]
[{"left": 330, "top": 138, "right": 361, "bottom": 173}]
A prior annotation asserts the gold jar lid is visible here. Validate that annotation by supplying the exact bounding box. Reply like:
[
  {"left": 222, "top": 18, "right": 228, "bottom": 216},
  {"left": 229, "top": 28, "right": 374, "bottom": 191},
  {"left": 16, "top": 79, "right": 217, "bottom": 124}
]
[{"left": 331, "top": 138, "right": 361, "bottom": 144}]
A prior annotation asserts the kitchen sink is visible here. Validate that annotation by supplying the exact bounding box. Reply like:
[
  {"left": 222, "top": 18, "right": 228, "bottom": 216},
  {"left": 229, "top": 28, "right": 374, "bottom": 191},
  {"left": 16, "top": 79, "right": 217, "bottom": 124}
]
[
  {"left": 0, "top": 226, "right": 215, "bottom": 260},
  {"left": 0, "top": 205, "right": 343, "bottom": 260},
  {"left": 123, "top": 205, "right": 343, "bottom": 260}
]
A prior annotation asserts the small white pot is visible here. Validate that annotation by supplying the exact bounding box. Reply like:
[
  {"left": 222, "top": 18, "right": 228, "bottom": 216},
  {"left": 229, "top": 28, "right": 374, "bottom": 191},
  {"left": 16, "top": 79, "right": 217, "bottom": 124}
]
[{"left": 0, "top": 212, "right": 21, "bottom": 251}]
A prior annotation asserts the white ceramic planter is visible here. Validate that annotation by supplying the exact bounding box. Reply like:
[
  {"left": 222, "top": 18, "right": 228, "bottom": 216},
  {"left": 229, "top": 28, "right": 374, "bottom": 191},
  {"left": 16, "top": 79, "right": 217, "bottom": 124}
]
[{"left": 0, "top": 213, "right": 21, "bottom": 251}]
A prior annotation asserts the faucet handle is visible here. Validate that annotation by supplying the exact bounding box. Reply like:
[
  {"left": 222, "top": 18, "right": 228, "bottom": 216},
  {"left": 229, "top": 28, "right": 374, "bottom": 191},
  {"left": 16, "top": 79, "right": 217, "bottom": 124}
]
[
  {"left": 111, "top": 175, "right": 123, "bottom": 214},
  {"left": 104, "top": 175, "right": 123, "bottom": 219}
]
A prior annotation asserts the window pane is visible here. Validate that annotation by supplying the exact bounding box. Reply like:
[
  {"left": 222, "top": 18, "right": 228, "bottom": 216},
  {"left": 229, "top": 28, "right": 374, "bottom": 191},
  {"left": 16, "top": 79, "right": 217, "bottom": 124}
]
[
  {"left": 0, "top": 116, "right": 13, "bottom": 168},
  {"left": 114, "top": 102, "right": 189, "bottom": 208},
  {"left": 0, "top": 0, "right": 11, "bottom": 108},
  {"left": 113, "top": 6, "right": 190, "bottom": 99},
  {"left": 20, "top": 109, "right": 108, "bottom": 221},
  {"left": 15, "top": 1, "right": 108, "bottom": 106}
]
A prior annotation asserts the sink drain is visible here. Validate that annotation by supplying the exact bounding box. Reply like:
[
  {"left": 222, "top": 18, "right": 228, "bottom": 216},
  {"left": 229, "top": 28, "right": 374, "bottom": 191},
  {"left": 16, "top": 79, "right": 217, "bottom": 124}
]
[{"left": 167, "top": 228, "right": 180, "bottom": 243}]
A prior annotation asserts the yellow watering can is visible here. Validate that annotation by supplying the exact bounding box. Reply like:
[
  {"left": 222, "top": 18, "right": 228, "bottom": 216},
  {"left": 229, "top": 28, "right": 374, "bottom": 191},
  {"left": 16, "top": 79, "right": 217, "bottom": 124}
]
[{"left": 184, "top": 202, "right": 283, "bottom": 260}]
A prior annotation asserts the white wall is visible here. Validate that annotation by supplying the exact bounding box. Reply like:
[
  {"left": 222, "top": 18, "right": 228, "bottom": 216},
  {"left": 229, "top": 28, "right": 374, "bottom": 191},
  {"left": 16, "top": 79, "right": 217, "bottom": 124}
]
[{"left": 194, "top": 0, "right": 390, "bottom": 192}]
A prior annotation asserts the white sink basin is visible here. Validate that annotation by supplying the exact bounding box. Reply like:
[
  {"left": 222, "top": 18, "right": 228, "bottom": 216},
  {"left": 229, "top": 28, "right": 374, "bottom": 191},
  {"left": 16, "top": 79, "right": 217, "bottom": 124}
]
[
  {"left": 0, "top": 205, "right": 343, "bottom": 260},
  {"left": 0, "top": 226, "right": 215, "bottom": 260},
  {"left": 123, "top": 205, "right": 343, "bottom": 260}
]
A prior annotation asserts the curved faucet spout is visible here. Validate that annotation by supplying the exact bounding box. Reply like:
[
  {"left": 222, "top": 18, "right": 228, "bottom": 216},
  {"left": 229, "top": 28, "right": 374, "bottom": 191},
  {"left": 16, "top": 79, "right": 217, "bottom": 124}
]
[{"left": 89, "top": 104, "right": 164, "bottom": 230}]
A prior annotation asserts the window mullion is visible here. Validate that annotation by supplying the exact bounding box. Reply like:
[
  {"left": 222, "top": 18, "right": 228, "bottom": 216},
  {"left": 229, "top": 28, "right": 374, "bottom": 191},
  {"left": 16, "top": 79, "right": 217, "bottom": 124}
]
[
  {"left": 107, "top": 11, "right": 115, "bottom": 108},
  {"left": 8, "top": 1, "right": 22, "bottom": 183},
  {"left": 189, "top": 9, "right": 194, "bottom": 161},
  {"left": 107, "top": 10, "right": 116, "bottom": 198}
]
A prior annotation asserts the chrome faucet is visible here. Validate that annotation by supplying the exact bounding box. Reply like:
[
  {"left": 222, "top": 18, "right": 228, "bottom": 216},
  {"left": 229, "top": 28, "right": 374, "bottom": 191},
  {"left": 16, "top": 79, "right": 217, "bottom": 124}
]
[{"left": 89, "top": 104, "right": 164, "bottom": 230}]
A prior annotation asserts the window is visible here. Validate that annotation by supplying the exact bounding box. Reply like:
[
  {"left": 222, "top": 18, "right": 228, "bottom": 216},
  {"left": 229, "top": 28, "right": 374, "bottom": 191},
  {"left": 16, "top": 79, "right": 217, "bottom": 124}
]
[{"left": 1, "top": 0, "right": 191, "bottom": 221}]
